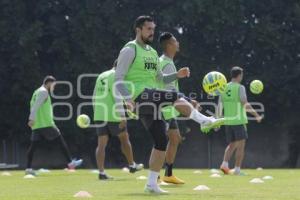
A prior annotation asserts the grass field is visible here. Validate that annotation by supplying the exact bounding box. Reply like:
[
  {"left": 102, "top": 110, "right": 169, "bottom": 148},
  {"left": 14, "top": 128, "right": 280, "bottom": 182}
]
[{"left": 0, "top": 169, "right": 299, "bottom": 200}]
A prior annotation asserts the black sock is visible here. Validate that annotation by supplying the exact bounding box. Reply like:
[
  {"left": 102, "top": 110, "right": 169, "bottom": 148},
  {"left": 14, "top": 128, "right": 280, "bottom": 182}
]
[{"left": 165, "top": 163, "right": 173, "bottom": 177}]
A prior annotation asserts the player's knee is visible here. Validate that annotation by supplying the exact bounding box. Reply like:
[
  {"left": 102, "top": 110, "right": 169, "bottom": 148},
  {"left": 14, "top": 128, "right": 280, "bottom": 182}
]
[
  {"left": 154, "top": 137, "right": 168, "bottom": 151},
  {"left": 120, "top": 137, "right": 131, "bottom": 148},
  {"left": 98, "top": 137, "right": 108, "bottom": 149},
  {"left": 228, "top": 142, "right": 236, "bottom": 149}
]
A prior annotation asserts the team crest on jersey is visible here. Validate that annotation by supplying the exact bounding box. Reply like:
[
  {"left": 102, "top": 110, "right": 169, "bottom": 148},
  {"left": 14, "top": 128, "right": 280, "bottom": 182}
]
[{"left": 143, "top": 57, "right": 158, "bottom": 71}]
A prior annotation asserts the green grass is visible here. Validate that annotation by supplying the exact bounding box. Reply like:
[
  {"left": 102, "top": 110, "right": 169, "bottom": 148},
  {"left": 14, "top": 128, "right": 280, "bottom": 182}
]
[{"left": 0, "top": 169, "right": 299, "bottom": 200}]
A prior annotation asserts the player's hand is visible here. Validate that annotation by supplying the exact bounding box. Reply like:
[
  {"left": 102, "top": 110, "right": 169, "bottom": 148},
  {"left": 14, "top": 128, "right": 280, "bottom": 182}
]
[
  {"left": 255, "top": 115, "right": 263, "bottom": 123},
  {"left": 177, "top": 67, "right": 190, "bottom": 78},
  {"left": 28, "top": 120, "right": 34, "bottom": 128},
  {"left": 126, "top": 100, "right": 135, "bottom": 112},
  {"left": 119, "top": 120, "right": 127, "bottom": 129},
  {"left": 191, "top": 100, "right": 202, "bottom": 111}
]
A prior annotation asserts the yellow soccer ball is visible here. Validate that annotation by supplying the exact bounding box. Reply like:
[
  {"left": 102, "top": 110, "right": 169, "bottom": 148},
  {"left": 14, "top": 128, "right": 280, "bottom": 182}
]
[
  {"left": 76, "top": 114, "right": 90, "bottom": 128},
  {"left": 250, "top": 80, "right": 264, "bottom": 94},
  {"left": 202, "top": 71, "right": 227, "bottom": 96}
]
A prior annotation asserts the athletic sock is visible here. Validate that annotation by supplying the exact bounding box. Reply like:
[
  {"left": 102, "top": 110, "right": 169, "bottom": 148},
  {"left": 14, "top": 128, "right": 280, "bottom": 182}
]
[
  {"left": 147, "top": 170, "right": 160, "bottom": 186},
  {"left": 221, "top": 161, "right": 229, "bottom": 168},
  {"left": 165, "top": 163, "right": 173, "bottom": 177},
  {"left": 99, "top": 171, "right": 106, "bottom": 175},
  {"left": 129, "top": 162, "right": 136, "bottom": 168},
  {"left": 189, "top": 109, "right": 213, "bottom": 125},
  {"left": 234, "top": 166, "right": 241, "bottom": 174}
]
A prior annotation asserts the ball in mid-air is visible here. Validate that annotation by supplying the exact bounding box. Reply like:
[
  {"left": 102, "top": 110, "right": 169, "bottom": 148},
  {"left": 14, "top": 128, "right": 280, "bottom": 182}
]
[
  {"left": 202, "top": 71, "right": 227, "bottom": 96},
  {"left": 76, "top": 114, "right": 90, "bottom": 128},
  {"left": 250, "top": 80, "right": 264, "bottom": 94}
]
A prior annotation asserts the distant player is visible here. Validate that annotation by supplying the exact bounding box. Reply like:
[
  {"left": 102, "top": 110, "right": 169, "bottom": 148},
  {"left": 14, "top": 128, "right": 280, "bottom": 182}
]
[
  {"left": 115, "top": 16, "right": 224, "bottom": 194},
  {"left": 158, "top": 32, "right": 201, "bottom": 184},
  {"left": 27, "top": 76, "right": 82, "bottom": 176},
  {"left": 218, "top": 67, "right": 263, "bottom": 175},
  {"left": 93, "top": 60, "right": 143, "bottom": 180}
]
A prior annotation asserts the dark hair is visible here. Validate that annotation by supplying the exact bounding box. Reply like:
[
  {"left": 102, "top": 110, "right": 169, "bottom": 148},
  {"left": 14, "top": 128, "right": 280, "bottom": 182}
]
[
  {"left": 43, "top": 75, "right": 56, "bottom": 85},
  {"left": 158, "top": 32, "right": 174, "bottom": 45},
  {"left": 231, "top": 66, "right": 243, "bottom": 78},
  {"left": 134, "top": 15, "right": 154, "bottom": 30}
]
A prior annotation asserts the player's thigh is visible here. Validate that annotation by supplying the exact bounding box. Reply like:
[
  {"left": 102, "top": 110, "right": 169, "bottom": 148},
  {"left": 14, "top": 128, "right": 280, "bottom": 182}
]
[
  {"left": 233, "top": 125, "right": 248, "bottom": 142},
  {"left": 107, "top": 122, "right": 126, "bottom": 137},
  {"left": 35, "top": 126, "right": 61, "bottom": 141},
  {"left": 137, "top": 88, "right": 178, "bottom": 104},
  {"left": 30, "top": 130, "right": 42, "bottom": 142},
  {"left": 135, "top": 88, "right": 179, "bottom": 117},
  {"left": 225, "top": 126, "right": 236, "bottom": 144},
  {"left": 118, "top": 131, "right": 130, "bottom": 145},
  {"left": 95, "top": 121, "right": 110, "bottom": 137}
]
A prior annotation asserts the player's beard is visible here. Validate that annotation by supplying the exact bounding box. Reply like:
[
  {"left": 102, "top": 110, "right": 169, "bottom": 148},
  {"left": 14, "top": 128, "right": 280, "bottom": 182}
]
[{"left": 142, "top": 35, "right": 153, "bottom": 44}]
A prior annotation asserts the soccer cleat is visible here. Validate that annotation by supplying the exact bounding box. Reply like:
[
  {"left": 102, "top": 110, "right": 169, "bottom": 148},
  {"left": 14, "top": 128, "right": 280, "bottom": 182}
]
[
  {"left": 220, "top": 166, "right": 230, "bottom": 175},
  {"left": 68, "top": 159, "right": 83, "bottom": 169},
  {"left": 162, "top": 175, "right": 185, "bottom": 184},
  {"left": 25, "top": 168, "right": 37, "bottom": 176},
  {"left": 99, "top": 173, "right": 113, "bottom": 180},
  {"left": 144, "top": 184, "right": 169, "bottom": 194},
  {"left": 230, "top": 169, "right": 247, "bottom": 176},
  {"left": 129, "top": 163, "right": 144, "bottom": 173},
  {"left": 201, "top": 117, "right": 225, "bottom": 133}
]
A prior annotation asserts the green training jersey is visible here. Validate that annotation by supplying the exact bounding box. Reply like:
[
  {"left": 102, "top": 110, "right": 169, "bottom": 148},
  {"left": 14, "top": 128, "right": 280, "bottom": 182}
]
[
  {"left": 30, "top": 88, "right": 55, "bottom": 130},
  {"left": 159, "top": 55, "right": 180, "bottom": 120},
  {"left": 123, "top": 40, "right": 160, "bottom": 99},
  {"left": 93, "top": 69, "right": 121, "bottom": 122},
  {"left": 221, "top": 82, "right": 248, "bottom": 125}
]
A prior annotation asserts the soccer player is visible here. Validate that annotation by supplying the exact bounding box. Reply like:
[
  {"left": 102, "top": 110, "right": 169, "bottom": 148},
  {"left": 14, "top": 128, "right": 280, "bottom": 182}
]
[
  {"left": 115, "top": 16, "right": 224, "bottom": 193},
  {"left": 93, "top": 60, "right": 143, "bottom": 180},
  {"left": 27, "top": 76, "right": 82, "bottom": 176},
  {"left": 217, "top": 67, "right": 263, "bottom": 175},
  {"left": 158, "top": 32, "right": 201, "bottom": 184}
]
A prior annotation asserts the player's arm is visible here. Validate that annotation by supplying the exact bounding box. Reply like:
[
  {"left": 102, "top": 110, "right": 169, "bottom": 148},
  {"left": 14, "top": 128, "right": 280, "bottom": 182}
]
[
  {"left": 216, "top": 96, "right": 223, "bottom": 118},
  {"left": 92, "top": 84, "right": 97, "bottom": 112},
  {"left": 240, "top": 85, "right": 262, "bottom": 123},
  {"left": 161, "top": 63, "right": 177, "bottom": 90},
  {"left": 114, "top": 46, "right": 135, "bottom": 111},
  {"left": 28, "top": 90, "right": 48, "bottom": 127},
  {"left": 157, "top": 65, "right": 190, "bottom": 84}
]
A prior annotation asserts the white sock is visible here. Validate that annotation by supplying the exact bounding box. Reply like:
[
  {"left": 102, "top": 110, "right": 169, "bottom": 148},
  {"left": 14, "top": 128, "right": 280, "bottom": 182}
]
[
  {"left": 147, "top": 170, "right": 159, "bottom": 186},
  {"left": 99, "top": 171, "right": 106, "bottom": 175},
  {"left": 129, "top": 162, "right": 136, "bottom": 168},
  {"left": 234, "top": 167, "right": 241, "bottom": 173},
  {"left": 221, "top": 161, "right": 229, "bottom": 168},
  {"left": 189, "top": 109, "right": 213, "bottom": 125}
]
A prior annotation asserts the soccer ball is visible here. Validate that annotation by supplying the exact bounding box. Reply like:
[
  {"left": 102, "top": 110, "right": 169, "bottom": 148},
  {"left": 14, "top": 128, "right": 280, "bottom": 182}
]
[
  {"left": 76, "top": 114, "right": 90, "bottom": 128},
  {"left": 202, "top": 71, "right": 227, "bottom": 96},
  {"left": 250, "top": 80, "right": 264, "bottom": 94}
]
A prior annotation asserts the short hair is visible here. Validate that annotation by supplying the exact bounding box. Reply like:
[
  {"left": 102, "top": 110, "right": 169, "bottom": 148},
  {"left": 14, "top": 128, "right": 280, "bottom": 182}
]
[
  {"left": 158, "top": 32, "right": 174, "bottom": 47},
  {"left": 133, "top": 15, "right": 154, "bottom": 30},
  {"left": 43, "top": 75, "right": 56, "bottom": 85},
  {"left": 231, "top": 66, "right": 243, "bottom": 78}
]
